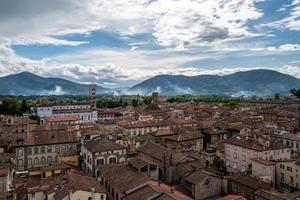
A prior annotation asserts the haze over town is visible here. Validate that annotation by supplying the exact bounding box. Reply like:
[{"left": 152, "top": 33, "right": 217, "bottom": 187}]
[
  {"left": 2, "top": 1, "right": 300, "bottom": 200},
  {"left": 0, "top": 0, "right": 300, "bottom": 88}
]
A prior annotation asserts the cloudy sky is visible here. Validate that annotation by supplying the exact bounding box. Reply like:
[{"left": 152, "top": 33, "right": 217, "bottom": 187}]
[{"left": 0, "top": 0, "right": 300, "bottom": 88}]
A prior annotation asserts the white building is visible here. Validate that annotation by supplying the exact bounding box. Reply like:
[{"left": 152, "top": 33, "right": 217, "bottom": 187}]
[
  {"left": 224, "top": 136, "right": 291, "bottom": 174},
  {"left": 34, "top": 103, "right": 98, "bottom": 124}
]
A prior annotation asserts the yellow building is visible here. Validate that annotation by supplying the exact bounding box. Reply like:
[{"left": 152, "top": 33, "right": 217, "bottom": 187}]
[{"left": 58, "top": 151, "right": 80, "bottom": 167}]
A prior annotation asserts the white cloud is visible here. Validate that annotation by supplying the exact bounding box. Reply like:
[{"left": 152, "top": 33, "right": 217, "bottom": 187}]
[
  {"left": 263, "top": 0, "right": 300, "bottom": 31},
  {"left": 0, "top": 0, "right": 264, "bottom": 47},
  {"left": 1, "top": 44, "right": 300, "bottom": 88}
]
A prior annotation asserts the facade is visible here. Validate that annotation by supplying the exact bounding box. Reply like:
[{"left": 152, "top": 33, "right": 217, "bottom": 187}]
[
  {"left": 227, "top": 174, "right": 270, "bottom": 200},
  {"left": 34, "top": 103, "right": 98, "bottom": 123},
  {"left": 183, "top": 170, "right": 222, "bottom": 200},
  {"left": 81, "top": 137, "right": 127, "bottom": 176},
  {"left": 251, "top": 157, "right": 276, "bottom": 186},
  {"left": 0, "top": 153, "right": 15, "bottom": 200},
  {"left": 224, "top": 137, "right": 290, "bottom": 173},
  {"left": 15, "top": 124, "right": 78, "bottom": 171},
  {"left": 164, "top": 129, "right": 204, "bottom": 152},
  {"left": 24, "top": 163, "right": 107, "bottom": 200},
  {"left": 276, "top": 159, "right": 300, "bottom": 192},
  {"left": 44, "top": 115, "right": 80, "bottom": 130}
]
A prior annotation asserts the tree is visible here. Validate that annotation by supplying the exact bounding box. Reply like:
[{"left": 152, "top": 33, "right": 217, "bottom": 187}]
[
  {"left": 0, "top": 98, "right": 21, "bottom": 115},
  {"left": 21, "top": 99, "right": 29, "bottom": 113},
  {"left": 131, "top": 99, "right": 139, "bottom": 107},
  {"left": 143, "top": 96, "right": 152, "bottom": 105},
  {"left": 290, "top": 88, "right": 300, "bottom": 99}
]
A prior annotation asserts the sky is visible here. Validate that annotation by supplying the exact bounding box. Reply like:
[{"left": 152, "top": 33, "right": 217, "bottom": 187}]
[{"left": 0, "top": 0, "right": 300, "bottom": 88}]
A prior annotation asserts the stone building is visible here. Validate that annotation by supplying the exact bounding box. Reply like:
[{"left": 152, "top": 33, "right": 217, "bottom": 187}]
[
  {"left": 15, "top": 124, "right": 78, "bottom": 171},
  {"left": 81, "top": 137, "right": 127, "bottom": 176}
]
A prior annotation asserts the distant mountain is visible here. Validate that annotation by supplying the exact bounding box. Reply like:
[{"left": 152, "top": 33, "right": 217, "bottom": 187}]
[
  {"left": 0, "top": 71, "right": 111, "bottom": 95},
  {"left": 129, "top": 69, "right": 300, "bottom": 96}
]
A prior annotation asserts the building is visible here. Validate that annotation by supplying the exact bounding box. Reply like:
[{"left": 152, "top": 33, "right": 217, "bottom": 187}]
[
  {"left": 224, "top": 136, "right": 290, "bottom": 173},
  {"left": 137, "top": 142, "right": 195, "bottom": 184},
  {"left": 22, "top": 163, "right": 107, "bottom": 200},
  {"left": 0, "top": 153, "right": 15, "bottom": 199},
  {"left": 89, "top": 84, "right": 97, "bottom": 110},
  {"left": 183, "top": 170, "right": 222, "bottom": 200},
  {"left": 251, "top": 157, "right": 276, "bottom": 186},
  {"left": 227, "top": 174, "right": 270, "bottom": 200},
  {"left": 44, "top": 115, "right": 80, "bottom": 130},
  {"left": 81, "top": 137, "right": 127, "bottom": 176},
  {"left": 15, "top": 124, "right": 78, "bottom": 171},
  {"left": 34, "top": 103, "right": 98, "bottom": 124},
  {"left": 97, "top": 163, "right": 192, "bottom": 200},
  {"left": 164, "top": 128, "right": 204, "bottom": 152},
  {"left": 276, "top": 159, "right": 300, "bottom": 192}
]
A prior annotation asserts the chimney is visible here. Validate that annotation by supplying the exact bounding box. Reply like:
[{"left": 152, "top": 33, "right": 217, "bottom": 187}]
[{"left": 170, "top": 186, "right": 175, "bottom": 193}]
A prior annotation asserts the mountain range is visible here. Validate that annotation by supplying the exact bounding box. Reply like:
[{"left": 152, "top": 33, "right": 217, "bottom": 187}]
[
  {"left": 129, "top": 69, "right": 300, "bottom": 96},
  {"left": 0, "top": 70, "right": 299, "bottom": 96},
  {"left": 0, "top": 72, "right": 111, "bottom": 95}
]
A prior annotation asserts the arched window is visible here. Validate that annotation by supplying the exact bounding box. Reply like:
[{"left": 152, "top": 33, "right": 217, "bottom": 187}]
[
  {"left": 119, "top": 157, "right": 125, "bottom": 163},
  {"left": 27, "top": 148, "right": 32, "bottom": 155},
  {"left": 108, "top": 157, "right": 117, "bottom": 164},
  {"left": 61, "top": 145, "right": 66, "bottom": 152},
  {"left": 96, "top": 158, "right": 105, "bottom": 165},
  {"left": 18, "top": 159, "right": 23, "bottom": 167},
  {"left": 41, "top": 157, "right": 46, "bottom": 164},
  {"left": 28, "top": 158, "right": 32, "bottom": 167},
  {"left": 34, "top": 157, "right": 39, "bottom": 165},
  {"left": 47, "top": 156, "right": 52, "bottom": 163},
  {"left": 41, "top": 147, "right": 45, "bottom": 154},
  {"left": 47, "top": 146, "right": 52, "bottom": 153},
  {"left": 34, "top": 147, "right": 39, "bottom": 154}
]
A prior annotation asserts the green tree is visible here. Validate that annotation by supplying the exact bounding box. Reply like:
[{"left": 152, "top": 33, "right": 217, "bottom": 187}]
[
  {"left": 131, "top": 99, "right": 139, "bottom": 107},
  {"left": 290, "top": 88, "right": 300, "bottom": 99},
  {"left": 21, "top": 99, "right": 29, "bottom": 113},
  {"left": 143, "top": 96, "right": 152, "bottom": 105},
  {"left": 0, "top": 98, "right": 21, "bottom": 115}
]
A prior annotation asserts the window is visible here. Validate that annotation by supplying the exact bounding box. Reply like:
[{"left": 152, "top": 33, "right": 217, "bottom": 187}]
[
  {"left": 17, "top": 149, "right": 23, "bottom": 157},
  {"left": 34, "top": 147, "right": 39, "bottom": 154},
  {"left": 97, "top": 158, "right": 105, "bottom": 165},
  {"left": 18, "top": 159, "right": 23, "bottom": 167},
  {"left": 109, "top": 157, "right": 117, "bottom": 164},
  {"left": 34, "top": 157, "right": 39, "bottom": 165},
  {"left": 242, "top": 155, "right": 246, "bottom": 161},
  {"left": 41, "top": 147, "right": 45, "bottom": 154},
  {"left": 47, "top": 146, "right": 52, "bottom": 153},
  {"left": 55, "top": 145, "right": 60, "bottom": 152},
  {"left": 41, "top": 157, "right": 46, "bottom": 164},
  {"left": 233, "top": 162, "right": 237, "bottom": 169},
  {"left": 233, "top": 153, "right": 237, "bottom": 159},
  {"left": 28, "top": 158, "right": 32, "bottom": 167},
  {"left": 61, "top": 145, "right": 66, "bottom": 152},
  {"left": 232, "top": 183, "right": 238, "bottom": 192},
  {"left": 27, "top": 148, "right": 32, "bottom": 155},
  {"left": 47, "top": 156, "right": 52, "bottom": 163}
]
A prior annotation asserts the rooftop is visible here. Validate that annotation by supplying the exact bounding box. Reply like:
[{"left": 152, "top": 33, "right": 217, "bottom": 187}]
[{"left": 83, "top": 137, "right": 126, "bottom": 152}]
